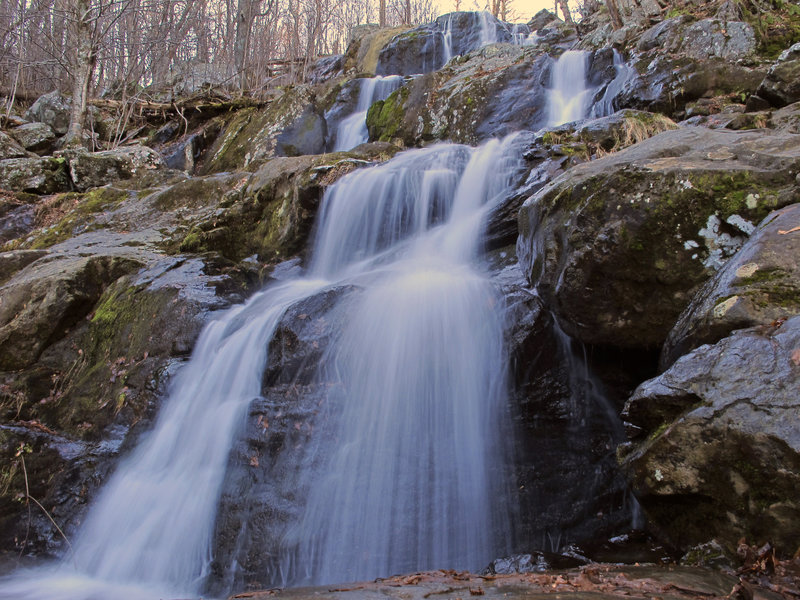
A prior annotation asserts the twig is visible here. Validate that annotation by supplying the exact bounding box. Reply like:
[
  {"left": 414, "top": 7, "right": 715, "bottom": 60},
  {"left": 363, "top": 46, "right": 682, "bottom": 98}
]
[{"left": 17, "top": 443, "right": 76, "bottom": 565}]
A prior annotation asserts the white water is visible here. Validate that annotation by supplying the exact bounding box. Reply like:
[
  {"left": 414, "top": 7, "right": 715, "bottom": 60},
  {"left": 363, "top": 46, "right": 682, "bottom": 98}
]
[
  {"left": 0, "top": 137, "right": 527, "bottom": 598},
  {"left": 333, "top": 76, "right": 403, "bottom": 151},
  {"left": 277, "top": 137, "right": 527, "bottom": 585},
  {"left": 547, "top": 50, "right": 592, "bottom": 126}
]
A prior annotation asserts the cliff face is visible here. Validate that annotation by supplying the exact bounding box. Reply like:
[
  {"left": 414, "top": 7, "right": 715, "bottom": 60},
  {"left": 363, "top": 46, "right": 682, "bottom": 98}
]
[{"left": 1, "top": 0, "right": 800, "bottom": 591}]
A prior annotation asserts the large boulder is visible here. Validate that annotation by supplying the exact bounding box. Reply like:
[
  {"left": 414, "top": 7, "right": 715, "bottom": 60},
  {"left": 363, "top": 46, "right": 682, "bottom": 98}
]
[
  {"left": 662, "top": 204, "right": 800, "bottom": 368},
  {"left": 66, "top": 145, "right": 166, "bottom": 191},
  {"left": 24, "top": 91, "right": 71, "bottom": 136},
  {"left": 756, "top": 43, "right": 800, "bottom": 108},
  {"left": 0, "top": 157, "right": 70, "bottom": 194},
  {"left": 621, "top": 314, "right": 800, "bottom": 553},
  {"left": 9, "top": 122, "right": 57, "bottom": 154},
  {"left": 200, "top": 87, "right": 326, "bottom": 174},
  {"left": 517, "top": 127, "right": 800, "bottom": 350}
]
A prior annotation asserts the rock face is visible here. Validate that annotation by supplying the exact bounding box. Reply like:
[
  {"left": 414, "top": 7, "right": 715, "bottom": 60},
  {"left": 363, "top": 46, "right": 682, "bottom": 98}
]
[
  {"left": 757, "top": 43, "right": 800, "bottom": 108},
  {"left": 375, "top": 11, "right": 518, "bottom": 76},
  {"left": 621, "top": 315, "right": 800, "bottom": 552},
  {"left": 368, "top": 46, "right": 552, "bottom": 145},
  {"left": 662, "top": 204, "right": 800, "bottom": 368},
  {"left": 517, "top": 127, "right": 800, "bottom": 350}
]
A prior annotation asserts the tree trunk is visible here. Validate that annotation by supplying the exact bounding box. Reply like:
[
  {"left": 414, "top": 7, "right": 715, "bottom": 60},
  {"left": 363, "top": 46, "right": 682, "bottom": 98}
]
[
  {"left": 558, "top": 0, "right": 573, "bottom": 24},
  {"left": 606, "top": 0, "right": 624, "bottom": 29},
  {"left": 379, "top": 0, "right": 386, "bottom": 27},
  {"left": 234, "top": 0, "right": 259, "bottom": 90},
  {"left": 404, "top": 0, "right": 411, "bottom": 25},
  {"left": 65, "top": 0, "right": 95, "bottom": 146}
]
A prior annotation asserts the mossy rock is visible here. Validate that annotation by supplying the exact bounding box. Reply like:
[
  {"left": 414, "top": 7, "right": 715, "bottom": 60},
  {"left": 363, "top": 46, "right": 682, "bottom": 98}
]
[{"left": 517, "top": 127, "right": 800, "bottom": 350}]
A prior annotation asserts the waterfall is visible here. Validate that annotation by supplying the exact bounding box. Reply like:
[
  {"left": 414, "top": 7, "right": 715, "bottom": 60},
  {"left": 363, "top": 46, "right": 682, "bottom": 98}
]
[
  {"left": 547, "top": 50, "right": 592, "bottom": 127},
  {"left": 0, "top": 136, "right": 528, "bottom": 598},
  {"left": 278, "top": 138, "right": 526, "bottom": 585},
  {"left": 333, "top": 76, "right": 403, "bottom": 151}
]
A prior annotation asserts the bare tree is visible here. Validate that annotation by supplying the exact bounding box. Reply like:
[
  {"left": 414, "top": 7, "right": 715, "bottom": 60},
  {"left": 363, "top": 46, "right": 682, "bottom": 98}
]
[{"left": 606, "top": 0, "right": 623, "bottom": 29}]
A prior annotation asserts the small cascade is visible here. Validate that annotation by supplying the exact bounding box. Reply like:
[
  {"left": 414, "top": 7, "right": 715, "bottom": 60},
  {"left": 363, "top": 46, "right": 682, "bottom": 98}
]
[
  {"left": 511, "top": 23, "right": 535, "bottom": 46},
  {"left": 478, "top": 11, "right": 498, "bottom": 46},
  {"left": 441, "top": 14, "right": 454, "bottom": 65},
  {"left": 0, "top": 280, "right": 328, "bottom": 599},
  {"left": 591, "top": 50, "right": 639, "bottom": 118},
  {"left": 547, "top": 50, "right": 592, "bottom": 127},
  {"left": 333, "top": 75, "right": 403, "bottom": 151}
]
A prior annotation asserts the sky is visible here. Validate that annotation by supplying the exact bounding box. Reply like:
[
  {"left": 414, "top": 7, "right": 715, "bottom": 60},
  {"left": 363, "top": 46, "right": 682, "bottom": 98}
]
[{"left": 436, "top": 0, "right": 557, "bottom": 22}]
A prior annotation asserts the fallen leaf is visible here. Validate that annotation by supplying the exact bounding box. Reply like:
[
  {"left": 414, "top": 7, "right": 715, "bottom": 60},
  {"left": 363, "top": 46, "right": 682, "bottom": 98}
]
[
  {"left": 249, "top": 455, "right": 259, "bottom": 467},
  {"left": 778, "top": 225, "right": 800, "bottom": 235},
  {"left": 791, "top": 349, "right": 800, "bottom": 367}
]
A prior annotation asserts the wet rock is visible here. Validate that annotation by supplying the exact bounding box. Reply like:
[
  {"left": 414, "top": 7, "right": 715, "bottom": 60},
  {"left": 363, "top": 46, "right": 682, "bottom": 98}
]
[
  {"left": 517, "top": 127, "right": 800, "bottom": 350},
  {"left": 375, "top": 12, "right": 516, "bottom": 76},
  {"left": 264, "top": 284, "right": 360, "bottom": 385},
  {"left": 756, "top": 43, "right": 800, "bottom": 108},
  {"left": 65, "top": 145, "right": 166, "bottom": 191},
  {"left": 0, "top": 193, "right": 37, "bottom": 245},
  {"left": 484, "top": 551, "right": 585, "bottom": 574},
  {"left": 617, "top": 55, "right": 766, "bottom": 117},
  {"left": 24, "top": 91, "right": 71, "bottom": 136},
  {"left": 0, "top": 254, "right": 142, "bottom": 370},
  {"left": 343, "top": 25, "right": 409, "bottom": 75},
  {"left": 0, "top": 157, "right": 70, "bottom": 194},
  {"left": 274, "top": 103, "right": 327, "bottom": 157},
  {"left": 9, "top": 122, "right": 56, "bottom": 154},
  {"left": 0, "top": 130, "right": 30, "bottom": 160},
  {"left": 499, "top": 264, "right": 633, "bottom": 556},
  {"left": 662, "top": 204, "right": 800, "bottom": 368},
  {"left": 621, "top": 315, "right": 800, "bottom": 553}
]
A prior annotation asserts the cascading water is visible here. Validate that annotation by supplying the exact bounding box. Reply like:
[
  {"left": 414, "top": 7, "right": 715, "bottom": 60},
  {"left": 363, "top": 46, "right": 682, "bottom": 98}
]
[
  {"left": 0, "top": 136, "right": 528, "bottom": 598},
  {"left": 277, "top": 139, "right": 527, "bottom": 585},
  {"left": 333, "top": 76, "right": 403, "bottom": 151},
  {"left": 547, "top": 50, "right": 592, "bottom": 126}
]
